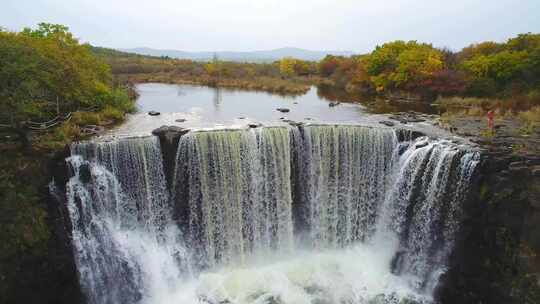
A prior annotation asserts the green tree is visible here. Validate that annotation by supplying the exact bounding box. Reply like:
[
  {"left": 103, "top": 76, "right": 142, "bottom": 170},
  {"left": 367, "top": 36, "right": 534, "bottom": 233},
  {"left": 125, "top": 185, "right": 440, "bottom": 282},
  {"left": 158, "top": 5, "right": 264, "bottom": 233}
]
[
  {"left": 0, "top": 23, "right": 121, "bottom": 147},
  {"left": 363, "top": 40, "right": 444, "bottom": 92},
  {"left": 293, "top": 59, "right": 312, "bottom": 76}
]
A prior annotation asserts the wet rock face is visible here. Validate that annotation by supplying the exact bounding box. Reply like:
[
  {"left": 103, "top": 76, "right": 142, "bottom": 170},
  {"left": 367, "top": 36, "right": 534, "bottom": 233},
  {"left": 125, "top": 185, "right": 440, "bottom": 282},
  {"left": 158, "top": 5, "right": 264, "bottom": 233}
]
[
  {"left": 395, "top": 129, "right": 425, "bottom": 142},
  {"left": 439, "top": 149, "right": 540, "bottom": 304},
  {"left": 152, "top": 126, "right": 190, "bottom": 189},
  {"left": 152, "top": 125, "right": 189, "bottom": 137},
  {"left": 78, "top": 163, "right": 91, "bottom": 184},
  {"left": 42, "top": 149, "right": 85, "bottom": 304},
  {"left": 432, "top": 113, "right": 540, "bottom": 303}
]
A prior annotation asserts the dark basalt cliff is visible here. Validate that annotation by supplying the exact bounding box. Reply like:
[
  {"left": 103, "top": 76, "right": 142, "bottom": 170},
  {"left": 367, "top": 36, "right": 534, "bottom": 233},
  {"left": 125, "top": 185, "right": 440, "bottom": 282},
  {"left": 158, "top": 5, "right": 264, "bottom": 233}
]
[
  {"left": 439, "top": 148, "right": 540, "bottom": 304},
  {"left": 47, "top": 147, "right": 85, "bottom": 304}
]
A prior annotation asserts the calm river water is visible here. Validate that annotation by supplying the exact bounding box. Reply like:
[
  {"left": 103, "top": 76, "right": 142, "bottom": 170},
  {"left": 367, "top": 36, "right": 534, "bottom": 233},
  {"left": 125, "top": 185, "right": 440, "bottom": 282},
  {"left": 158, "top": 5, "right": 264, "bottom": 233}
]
[{"left": 112, "top": 83, "right": 438, "bottom": 135}]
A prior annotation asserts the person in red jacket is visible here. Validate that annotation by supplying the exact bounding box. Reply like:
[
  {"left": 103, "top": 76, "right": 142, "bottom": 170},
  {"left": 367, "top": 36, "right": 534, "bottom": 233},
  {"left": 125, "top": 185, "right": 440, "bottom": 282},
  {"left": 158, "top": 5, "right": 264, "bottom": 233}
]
[{"left": 487, "top": 110, "right": 494, "bottom": 130}]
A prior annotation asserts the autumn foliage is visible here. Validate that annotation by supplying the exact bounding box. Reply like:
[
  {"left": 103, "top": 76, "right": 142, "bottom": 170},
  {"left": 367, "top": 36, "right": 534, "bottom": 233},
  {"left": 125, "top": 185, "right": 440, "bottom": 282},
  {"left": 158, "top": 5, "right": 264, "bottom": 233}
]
[
  {"left": 93, "top": 32, "right": 540, "bottom": 101},
  {"left": 318, "top": 33, "right": 540, "bottom": 100}
]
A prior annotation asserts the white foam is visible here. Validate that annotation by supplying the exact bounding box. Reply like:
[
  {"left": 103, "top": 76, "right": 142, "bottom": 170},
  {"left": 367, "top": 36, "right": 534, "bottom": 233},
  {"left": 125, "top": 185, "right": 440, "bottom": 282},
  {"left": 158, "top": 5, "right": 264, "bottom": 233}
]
[{"left": 152, "top": 240, "right": 428, "bottom": 304}]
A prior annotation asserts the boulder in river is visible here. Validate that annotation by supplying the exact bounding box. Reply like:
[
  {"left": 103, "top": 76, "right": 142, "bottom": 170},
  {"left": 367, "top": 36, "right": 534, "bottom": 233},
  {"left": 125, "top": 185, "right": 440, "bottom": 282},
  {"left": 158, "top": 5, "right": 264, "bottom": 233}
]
[
  {"left": 175, "top": 118, "right": 187, "bottom": 123},
  {"left": 288, "top": 121, "right": 304, "bottom": 127},
  {"left": 152, "top": 125, "right": 170, "bottom": 136},
  {"left": 276, "top": 108, "right": 290, "bottom": 113},
  {"left": 152, "top": 125, "right": 189, "bottom": 138},
  {"left": 148, "top": 110, "right": 161, "bottom": 116}
]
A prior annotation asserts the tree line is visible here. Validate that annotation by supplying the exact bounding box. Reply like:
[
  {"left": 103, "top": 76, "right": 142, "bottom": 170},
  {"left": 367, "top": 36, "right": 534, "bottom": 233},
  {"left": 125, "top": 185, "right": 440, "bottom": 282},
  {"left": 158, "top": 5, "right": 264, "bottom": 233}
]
[
  {"left": 95, "top": 32, "right": 539, "bottom": 103},
  {"left": 317, "top": 34, "right": 540, "bottom": 100}
]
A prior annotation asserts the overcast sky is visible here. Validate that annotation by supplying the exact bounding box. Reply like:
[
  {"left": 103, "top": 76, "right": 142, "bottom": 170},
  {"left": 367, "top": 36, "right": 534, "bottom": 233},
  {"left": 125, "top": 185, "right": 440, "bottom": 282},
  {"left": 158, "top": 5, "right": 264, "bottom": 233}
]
[{"left": 2, "top": 0, "right": 540, "bottom": 52}]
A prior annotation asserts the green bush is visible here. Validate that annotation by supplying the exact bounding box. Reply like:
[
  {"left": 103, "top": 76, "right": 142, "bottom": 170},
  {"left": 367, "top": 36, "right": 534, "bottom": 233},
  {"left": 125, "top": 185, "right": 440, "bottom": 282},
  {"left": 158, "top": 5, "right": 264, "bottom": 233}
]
[
  {"left": 105, "top": 88, "right": 136, "bottom": 114},
  {"left": 518, "top": 106, "right": 540, "bottom": 133},
  {"left": 54, "top": 123, "right": 80, "bottom": 142},
  {"left": 101, "top": 106, "right": 124, "bottom": 122},
  {"left": 71, "top": 111, "right": 101, "bottom": 125}
]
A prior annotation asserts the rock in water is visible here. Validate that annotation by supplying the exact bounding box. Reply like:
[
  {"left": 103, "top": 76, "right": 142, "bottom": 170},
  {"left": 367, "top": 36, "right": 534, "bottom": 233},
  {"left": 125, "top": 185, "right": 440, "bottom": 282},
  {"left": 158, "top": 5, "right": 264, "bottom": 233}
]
[
  {"left": 379, "top": 120, "right": 395, "bottom": 127},
  {"left": 276, "top": 108, "right": 290, "bottom": 113},
  {"left": 79, "top": 163, "right": 91, "bottom": 184},
  {"left": 148, "top": 110, "right": 161, "bottom": 116},
  {"left": 152, "top": 125, "right": 170, "bottom": 136}
]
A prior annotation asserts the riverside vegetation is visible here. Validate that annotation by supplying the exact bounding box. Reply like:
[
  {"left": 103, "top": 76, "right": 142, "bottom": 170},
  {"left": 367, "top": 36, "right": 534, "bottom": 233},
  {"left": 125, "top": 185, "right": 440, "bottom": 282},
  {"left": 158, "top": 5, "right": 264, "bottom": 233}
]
[
  {"left": 92, "top": 47, "right": 318, "bottom": 96},
  {"left": 0, "top": 23, "right": 135, "bottom": 302},
  {"left": 1, "top": 22, "right": 539, "bottom": 303},
  {"left": 95, "top": 33, "right": 540, "bottom": 128}
]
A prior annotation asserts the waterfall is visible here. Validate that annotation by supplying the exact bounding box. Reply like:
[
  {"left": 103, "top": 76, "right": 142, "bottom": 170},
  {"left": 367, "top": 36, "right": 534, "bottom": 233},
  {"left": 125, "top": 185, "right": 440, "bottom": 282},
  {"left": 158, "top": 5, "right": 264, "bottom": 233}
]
[
  {"left": 66, "top": 137, "right": 190, "bottom": 304},
  {"left": 292, "top": 125, "right": 398, "bottom": 247},
  {"left": 172, "top": 127, "right": 294, "bottom": 268},
  {"left": 61, "top": 125, "right": 480, "bottom": 304},
  {"left": 377, "top": 137, "right": 480, "bottom": 293}
]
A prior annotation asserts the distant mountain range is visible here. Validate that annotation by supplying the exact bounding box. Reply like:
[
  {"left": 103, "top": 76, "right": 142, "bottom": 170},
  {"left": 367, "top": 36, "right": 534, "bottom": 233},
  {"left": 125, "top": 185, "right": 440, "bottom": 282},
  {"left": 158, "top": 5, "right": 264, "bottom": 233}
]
[{"left": 118, "top": 47, "right": 354, "bottom": 62}]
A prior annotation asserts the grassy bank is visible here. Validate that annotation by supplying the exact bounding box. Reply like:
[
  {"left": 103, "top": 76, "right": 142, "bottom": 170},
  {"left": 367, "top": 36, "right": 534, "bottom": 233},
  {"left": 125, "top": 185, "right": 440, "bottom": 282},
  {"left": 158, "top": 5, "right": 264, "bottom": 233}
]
[
  {"left": 35, "top": 88, "right": 136, "bottom": 150},
  {"left": 436, "top": 93, "right": 540, "bottom": 134},
  {"left": 92, "top": 46, "right": 318, "bottom": 96}
]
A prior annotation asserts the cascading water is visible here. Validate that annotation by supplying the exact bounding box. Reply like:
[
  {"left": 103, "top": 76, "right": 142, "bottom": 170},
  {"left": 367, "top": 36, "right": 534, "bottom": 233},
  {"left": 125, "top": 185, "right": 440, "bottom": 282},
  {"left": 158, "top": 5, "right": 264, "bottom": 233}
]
[
  {"left": 291, "top": 125, "right": 397, "bottom": 248},
  {"left": 376, "top": 137, "right": 480, "bottom": 294},
  {"left": 65, "top": 137, "right": 191, "bottom": 304},
  {"left": 172, "top": 128, "right": 294, "bottom": 268},
  {"left": 62, "top": 125, "right": 480, "bottom": 304}
]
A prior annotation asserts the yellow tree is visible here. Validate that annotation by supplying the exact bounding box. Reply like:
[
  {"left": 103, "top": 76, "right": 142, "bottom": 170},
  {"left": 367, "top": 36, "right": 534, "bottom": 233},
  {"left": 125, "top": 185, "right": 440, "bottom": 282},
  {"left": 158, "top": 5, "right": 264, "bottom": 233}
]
[{"left": 279, "top": 57, "right": 297, "bottom": 77}]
